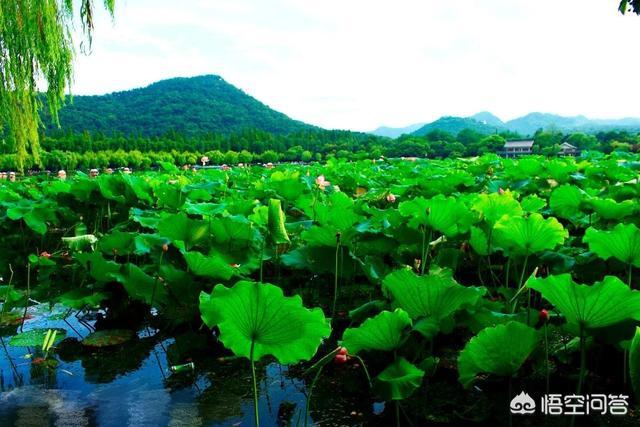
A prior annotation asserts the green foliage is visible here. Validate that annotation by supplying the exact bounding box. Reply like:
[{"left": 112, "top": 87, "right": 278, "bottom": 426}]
[
  {"left": 198, "top": 281, "right": 330, "bottom": 364},
  {"left": 9, "top": 328, "right": 67, "bottom": 347},
  {"left": 583, "top": 223, "right": 640, "bottom": 267},
  {"left": 458, "top": 322, "right": 539, "bottom": 388},
  {"left": 373, "top": 357, "right": 425, "bottom": 400},
  {"left": 528, "top": 274, "right": 640, "bottom": 334},
  {"left": 493, "top": 213, "right": 568, "bottom": 256},
  {"left": 341, "top": 309, "right": 412, "bottom": 354},
  {"left": 382, "top": 269, "right": 484, "bottom": 327},
  {"left": 0, "top": 0, "right": 114, "bottom": 170}
]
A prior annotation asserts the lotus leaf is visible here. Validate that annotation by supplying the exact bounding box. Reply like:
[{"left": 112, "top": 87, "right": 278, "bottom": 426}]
[
  {"left": 341, "top": 309, "right": 412, "bottom": 354},
  {"left": 583, "top": 223, "right": 640, "bottom": 268},
  {"left": 458, "top": 321, "right": 539, "bottom": 388},
  {"left": 493, "top": 213, "right": 567, "bottom": 256},
  {"left": 82, "top": 329, "right": 134, "bottom": 347},
  {"left": 528, "top": 274, "right": 640, "bottom": 333},
  {"left": 199, "top": 281, "right": 330, "bottom": 364},
  {"left": 10, "top": 328, "right": 67, "bottom": 347},
  {"left": 382, "top": 269, "right": 484, "bottom": 323},
  {"left": 373, "top": 357, "right": 425, "bottom": 400}
]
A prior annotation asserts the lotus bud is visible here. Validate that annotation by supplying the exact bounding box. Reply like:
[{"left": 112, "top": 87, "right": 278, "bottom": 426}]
[
  {"left": 162, "top": 244, "right": 169, "bottom": 252},
  {"left": 539, "top": 309, "right": 549, "bottom": 323}
]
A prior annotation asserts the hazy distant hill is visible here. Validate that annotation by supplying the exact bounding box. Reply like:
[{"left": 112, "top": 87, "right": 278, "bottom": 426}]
[
  {"left": 412, "top": 116, "right": 505, "bottom": 136},
  {"left": 44, "top": 75, "right": 315, "bottom": 136},
  {"left": 383, "top": 111, "right": 640, "bottom": 138},
  {"left": 370, "top": 122, "right": 427, "bottom": 138}
]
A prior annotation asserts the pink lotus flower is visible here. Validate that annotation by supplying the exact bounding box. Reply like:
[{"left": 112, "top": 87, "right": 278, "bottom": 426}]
[
  {"left": 386, "top": 193, "right": 396, "bottom": 203},
  {"left": 498, "top": 188, "right": 505, "bottom": 195},
  {"left": 315, "top": 175, "right": 330, "bottom": 190}
]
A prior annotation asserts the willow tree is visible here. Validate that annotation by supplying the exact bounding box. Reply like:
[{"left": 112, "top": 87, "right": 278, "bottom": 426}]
[
  {"left": 620, "top": 0, "right": 640, "bottom": 14},
  {"left": 0, "top": 0, "right": 115, "bottom": 171}
]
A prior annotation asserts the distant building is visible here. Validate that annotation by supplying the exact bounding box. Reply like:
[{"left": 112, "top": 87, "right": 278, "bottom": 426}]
[
  {"left": 502, "top": 140, "right": 534, "bottom": 157},
  {"left": 559, "top": 142, "right": 579, "bottom": 156}
]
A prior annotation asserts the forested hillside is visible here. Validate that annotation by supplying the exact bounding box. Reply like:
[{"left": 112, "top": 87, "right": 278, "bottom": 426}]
[{"left": 43, "top": 75, "right": 314, "bottom": 136}]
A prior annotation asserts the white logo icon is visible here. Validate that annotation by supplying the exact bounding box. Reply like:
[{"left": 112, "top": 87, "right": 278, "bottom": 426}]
[{"left": 510, "top": 391, "right": 536, "bottom": 414}]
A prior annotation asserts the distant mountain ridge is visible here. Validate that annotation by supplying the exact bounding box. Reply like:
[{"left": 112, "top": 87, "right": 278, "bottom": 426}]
[
  {"left": 370, "top": 112, "right": 640, "bottom": 138},
  {"left": 44, "top": 75, "right": 315, "bottom": 136}
]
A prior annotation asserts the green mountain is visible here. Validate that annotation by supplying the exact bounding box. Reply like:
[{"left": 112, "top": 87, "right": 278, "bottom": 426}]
[
  {"left": 505, "top": 113, "right": 640, "bottom": 135},
  {"left": 405, "top": 112, "right": 640, "bottom": 138},
  {"left": 44, "top": 75, "right": 315, "bottom": 136},
  {"left": 471, "top": 111, "right": 504, "bottom": 127},
  {"left": 412, "top": 116, "right": 504, "bottom": 136}
]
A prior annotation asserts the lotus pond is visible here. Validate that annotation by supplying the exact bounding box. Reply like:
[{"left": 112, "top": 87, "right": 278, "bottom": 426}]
[{"left": 1, "top": 153, "right": 640, "bottom": 426}]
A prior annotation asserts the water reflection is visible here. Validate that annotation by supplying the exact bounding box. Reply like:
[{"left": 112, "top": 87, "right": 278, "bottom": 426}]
[{"left": 0, "top": 305, "right": 363, "bottom": 426}]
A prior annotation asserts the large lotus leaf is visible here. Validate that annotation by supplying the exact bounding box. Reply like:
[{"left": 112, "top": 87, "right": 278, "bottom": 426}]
[
  {"left": 183, "top": 251, "right": 235, "bottom": 281},
  {"left": 210, "top": 215, "right": 258, "bottom": 247},
  {"left": 6, "top": 200, "right": 56, "bottom": 235},
  {"left": 469, "top": 226, "right": 489, "bottom": 255},
  {"left": 184, "top": 202, "right": 228, "bottom": 218},
  {"left": 399, "top": 195, "right": 474, "bottom": 236},
  {"left": 122, "top": 175, "right": 153, "bottom": 204},
  {"left": 583, "top": 224, "right": 640, "bottom": 267},
  {"left": 268, "top": 170, "right": 305, "bottom": 201},
  {"left": 267, "top": 199, "right": 291, "bottom": 246},
  {"left": 9, "top": 328, "right": 67, "bottom": 347},
  {"left": 398, "top": 197, "right": 429, "bottom": 229},
  {"left": 382, "top": 269, "right": 484, "bottom": 322},
  {"left": 99, "top": 231, "right": 136, "bottom": 256},
  {"left": 589, "top": 198, "right": 635, "bottom": 220},
  {"left": 69, "top": 179, "right": 100, "bottom": 202},
  {"left": 472, "top": 192, "right": 522, "bottom": 227},
  {"left": 130, "top": 208, "right": 161, "bottom": 229},
  {"left": 97, "top": 175, "right": 127, "bottom": 203},
  {"left": 111, "top": 264, "right": 169, "bottom": 307},
  {"left": 528, "top": 274, "right": 640, "bottom": 333},
  {"left": 458, "top": 321, "right": 539, "bottom": 388},
  {"left": 75, "top": 252, "right": 120, "bottom": 282},
  {"left": 520, "top": 194, "right": 546, "bottom": 213},
  {"left": 155, "top": 183, "right": 185, "bottom": 209},
  {"left": 493, "top": 213, "right": 567, "bottom": 256},
  {"left": 82, "top": 329, "right": 134, "bottom": 347},
  {"left": 314, "top": 191, "right": 363, "bottom": 230},
  {"left": 590, "top": 199, "right": 638, "bottom": 219},
  {"left": 157, "top": 213, "right": 208, "bottom": 251},
  {"left": 631, "top": 327, "right": 640, "bottom": 399},
  {"left": 198, "top": 281, "right": 330, "bottom": 364},
  {"left": 57, "top": 289, "right": 109, "bottom": 309},
  {"left": 341, "top": 309, "right": 412, "bottom": 354},
  {"left": 373, "top": 357, "right": 425, "bottom": 401},
  {"left": 133, "top": 233, "right": 170, "bottom": 255},
  {"left": 549, "top": 185, "right": 584, "bottom": 219},
  {"left": 301, "top": 225, "right": 341, "bottom": 247}
]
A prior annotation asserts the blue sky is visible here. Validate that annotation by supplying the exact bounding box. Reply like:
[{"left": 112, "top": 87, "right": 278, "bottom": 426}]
[{"left": 72, "top": 0, "right": 640, "bottom": 131}]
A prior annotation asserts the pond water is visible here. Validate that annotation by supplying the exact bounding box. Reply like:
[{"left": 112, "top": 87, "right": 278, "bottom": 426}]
[{"left": 0, "top": 305, "right": 379, "bottom": 426}]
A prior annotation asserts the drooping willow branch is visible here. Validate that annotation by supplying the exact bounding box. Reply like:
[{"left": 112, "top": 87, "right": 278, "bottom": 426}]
[{"left": 0, "top": 0, "right": 115, "bottom": 171}]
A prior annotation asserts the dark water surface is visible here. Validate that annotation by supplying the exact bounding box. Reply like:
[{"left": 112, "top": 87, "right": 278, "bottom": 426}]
[{"left": 0, "top": 305, "right": 377, "bottom": 426}]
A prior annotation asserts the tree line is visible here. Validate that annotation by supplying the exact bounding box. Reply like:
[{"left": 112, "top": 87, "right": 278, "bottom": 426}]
[{"left": 0, "top": 127, "right": 638, "bottom": 172}]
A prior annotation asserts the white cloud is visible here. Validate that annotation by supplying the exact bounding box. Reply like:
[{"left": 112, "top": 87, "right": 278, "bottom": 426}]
[{"left": 70, "top": 0, "right": 640, "bottom": 131}]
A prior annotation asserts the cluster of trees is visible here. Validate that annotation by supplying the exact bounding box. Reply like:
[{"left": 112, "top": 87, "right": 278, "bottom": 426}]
[
  {"left": 390, "top": 128, "right": 640, "bottom": 159},
  {"left": 1, "top": 127, "right": 638, "bottom": 172}
]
